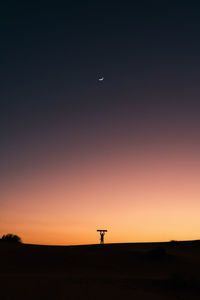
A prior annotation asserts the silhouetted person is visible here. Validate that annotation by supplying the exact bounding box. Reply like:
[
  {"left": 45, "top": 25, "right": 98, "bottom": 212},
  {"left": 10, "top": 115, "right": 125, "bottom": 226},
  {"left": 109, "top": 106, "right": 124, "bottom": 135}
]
[
  {"left": 97, "top": 229, "right": 107, "bottom": 244},
  {"left": 100, "top": 232, "right": 105, "bottom": 244}
]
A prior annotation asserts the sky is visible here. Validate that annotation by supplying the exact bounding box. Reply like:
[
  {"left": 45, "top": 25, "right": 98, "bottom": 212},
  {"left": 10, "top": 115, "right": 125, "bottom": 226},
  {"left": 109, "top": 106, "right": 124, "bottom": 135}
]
[{"left": 1, "top": 2, "right": 200, "bottom": 245}]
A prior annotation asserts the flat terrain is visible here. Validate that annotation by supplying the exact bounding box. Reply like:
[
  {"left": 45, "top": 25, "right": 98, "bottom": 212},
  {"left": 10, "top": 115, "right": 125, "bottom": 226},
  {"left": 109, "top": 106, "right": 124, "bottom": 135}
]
[{"left": 1, "top": 241, "right": 200, "bottom": 299}]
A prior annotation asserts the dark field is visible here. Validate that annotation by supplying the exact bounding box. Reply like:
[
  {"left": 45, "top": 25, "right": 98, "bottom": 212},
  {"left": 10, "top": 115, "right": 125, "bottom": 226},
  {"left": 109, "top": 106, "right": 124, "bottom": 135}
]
[{"left": 1, "top": 241, "right": 200, "bottom": 299}]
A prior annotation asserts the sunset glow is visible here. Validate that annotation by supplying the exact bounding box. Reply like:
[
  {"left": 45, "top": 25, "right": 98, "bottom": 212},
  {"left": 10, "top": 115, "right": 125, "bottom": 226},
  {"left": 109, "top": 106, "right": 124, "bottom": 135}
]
[
  {"left": 1, "top": 128, "right": 200, "bottom": 245},
  {"left": 1, "top": 3, "right": 200, "bottom": 246}
]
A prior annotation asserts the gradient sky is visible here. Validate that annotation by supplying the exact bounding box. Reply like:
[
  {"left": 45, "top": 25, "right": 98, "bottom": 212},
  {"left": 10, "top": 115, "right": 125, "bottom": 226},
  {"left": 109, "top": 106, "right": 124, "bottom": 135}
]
[{"left": 1, "top": 2, "right": 200, "bottom": 245}]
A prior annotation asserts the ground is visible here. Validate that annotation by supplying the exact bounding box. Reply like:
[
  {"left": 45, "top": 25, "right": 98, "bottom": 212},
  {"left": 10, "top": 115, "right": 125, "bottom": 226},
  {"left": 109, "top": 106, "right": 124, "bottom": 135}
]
[{"left": 1, "top": 241, "right": 200, "bottom": 299}]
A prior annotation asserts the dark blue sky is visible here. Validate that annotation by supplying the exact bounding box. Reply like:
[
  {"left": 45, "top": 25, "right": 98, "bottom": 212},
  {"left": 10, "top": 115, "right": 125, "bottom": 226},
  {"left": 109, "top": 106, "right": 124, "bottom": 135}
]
[
  {"left": 1, "top": 2, "right": 200, "bottom": 176},
  {"left": 2, "top": 2, "right": 200, "bottom": 245}
]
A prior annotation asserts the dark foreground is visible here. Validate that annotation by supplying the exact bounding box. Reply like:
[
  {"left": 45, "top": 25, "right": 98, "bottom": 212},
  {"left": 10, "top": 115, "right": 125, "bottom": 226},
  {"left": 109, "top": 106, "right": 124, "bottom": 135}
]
[{"left": 1, "top": 241, "right": 200, "bottom": 300}]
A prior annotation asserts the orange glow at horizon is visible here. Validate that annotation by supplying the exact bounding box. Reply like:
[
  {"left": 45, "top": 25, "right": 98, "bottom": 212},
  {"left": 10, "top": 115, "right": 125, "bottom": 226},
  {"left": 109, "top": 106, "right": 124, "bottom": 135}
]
[{"left": 1, "top": 142, "right": 200, "bottom": 245}]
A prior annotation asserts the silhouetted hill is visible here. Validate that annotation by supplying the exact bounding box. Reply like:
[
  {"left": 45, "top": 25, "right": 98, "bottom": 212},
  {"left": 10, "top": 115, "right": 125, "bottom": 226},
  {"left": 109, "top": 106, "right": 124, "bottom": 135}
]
[{"left": 1, "top": 241, "right": 200, "bottom": 299}]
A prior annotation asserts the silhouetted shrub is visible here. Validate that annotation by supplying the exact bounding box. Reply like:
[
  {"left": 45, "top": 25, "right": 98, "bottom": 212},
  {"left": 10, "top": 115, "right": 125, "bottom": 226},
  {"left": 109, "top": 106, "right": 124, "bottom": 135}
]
[
  {"left": 147, "top": 246, "right": 166, "bottom": 259},
  {"left": 1, "top": 234, "right": 22, "bottom": 243},
  {"left": 168, "top": 240, "right": 180, "bottom": 247},
  {"left": 170, "top": 240, "right": 178, "bottom": 244}
]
